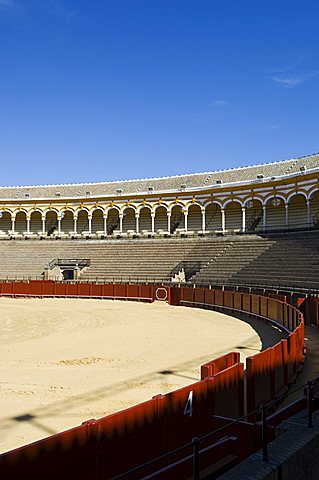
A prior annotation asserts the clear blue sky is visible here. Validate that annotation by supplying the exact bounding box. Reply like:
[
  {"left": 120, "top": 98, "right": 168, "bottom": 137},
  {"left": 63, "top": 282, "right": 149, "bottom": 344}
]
[{"left": 0, "top": 1, "right": 318, "bottom": 186}]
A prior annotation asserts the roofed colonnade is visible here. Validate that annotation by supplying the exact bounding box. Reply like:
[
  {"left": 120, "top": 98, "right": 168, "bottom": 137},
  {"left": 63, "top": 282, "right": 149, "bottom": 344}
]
[{"left": 0, "top": 189, "right": 318, "bottom": 238}]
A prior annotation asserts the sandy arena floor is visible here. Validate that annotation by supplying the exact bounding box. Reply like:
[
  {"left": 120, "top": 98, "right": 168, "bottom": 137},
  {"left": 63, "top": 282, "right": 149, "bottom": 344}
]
[{"left": 0, "top": 297, "right": 265, "bottom": 453}]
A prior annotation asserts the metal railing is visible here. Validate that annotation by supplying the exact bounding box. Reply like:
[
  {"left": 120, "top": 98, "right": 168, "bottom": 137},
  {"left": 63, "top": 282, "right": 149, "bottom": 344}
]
[
  {"left": 111, "top": 377, "right": 318, "bottom": 480},
  {"left": 47, "top": 258, "right": 91, "bottom": 269}
]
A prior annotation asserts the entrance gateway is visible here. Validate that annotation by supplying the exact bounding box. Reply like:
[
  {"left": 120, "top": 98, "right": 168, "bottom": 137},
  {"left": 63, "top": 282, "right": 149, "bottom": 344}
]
[{"left": 44, "top": 259, "right": 91, "bottom": 281}]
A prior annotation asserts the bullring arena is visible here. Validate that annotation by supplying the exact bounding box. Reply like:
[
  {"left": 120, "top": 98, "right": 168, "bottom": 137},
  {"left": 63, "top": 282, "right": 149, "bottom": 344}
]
[{"left": 1, "top": 153, "right": 319, "bottom": 479}]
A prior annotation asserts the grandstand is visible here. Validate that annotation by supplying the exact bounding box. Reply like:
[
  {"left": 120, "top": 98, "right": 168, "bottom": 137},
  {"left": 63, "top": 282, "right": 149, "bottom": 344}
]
[
  {"left": 1, "top": 232, "right": 319, "bottom": 293},
  {"left": 0, "top": 153, "right": 319, "bottom": 479}
]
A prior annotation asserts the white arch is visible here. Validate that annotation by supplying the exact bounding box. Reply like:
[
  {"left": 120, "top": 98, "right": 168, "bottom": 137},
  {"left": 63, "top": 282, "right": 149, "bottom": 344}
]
[
  {"left": 43, "top": 207, "right": 59, "bottom": 216},
  {"left": 185, "top": 201, "right": 203, "bottom": 212},
  {"left": 307, "top": 187, "right": 319, "bottom": 201},
  {"left": 13, "top": 208, "right": 28, "bottom": 216},
  {"left": 90, "top": 206, "right": 105, "bottom": 216},
  {"left": 105, "top": 205, "right": 120, "bottom": 215},
  {"left": 153, "top": 203, "right": 169, "bottom": 213},
  {"left": 121, "top": 204, "right": 137, "bottom": 215},
  {"left": 137, "top": 204, "right": 152, "bottom": 214},
  {"left": 74, "top": 206, "right": 89, "bottom": 215},
  {"left": 168, "top": 202, "right": 185, "bottom": 214},
  {"left": 28, "top": 208, "right": 44, "bottom": 216},
  {"left": 203, "top": 200, "right": 223, "bottom": 209},
  {"left": 263, "top": 194, "right": 287, "bottom": 206},
  {"left": 223, "top": 198, "right": 244, "bottom": 208},
  {"left": 243, "top": 197, "right": 263, "bottom": 207},
  {"left": 287, "top": 191, "right": 308, "bottom": 203}
]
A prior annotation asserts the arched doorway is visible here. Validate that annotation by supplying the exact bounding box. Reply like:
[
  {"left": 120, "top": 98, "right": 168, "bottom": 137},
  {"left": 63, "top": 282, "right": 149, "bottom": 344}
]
[
  {"left": 30, "top": 211, "right": 42, "bottom": 235},
  {"left": 77, "top": 210, "right": 89, "bottom": 234},
  {"left": 170, "top": 205, "right": 184, "bottom": 233},
  {"left": 107, "top": 208, "right": 120, "bottom": 235},
  {"left": 245, "top": 199, "right": 263, "bottom": 232},
  {"left": 225, "top": 202, "right": 242, "bottom": 231},
  {"left": 61, "top": 210, "right": 74, "bottom": 234},
  {"left": 0, "top": 211, "right": 12, "bottom": 235},
  {"left": 91, "top": 209, "right": 104, "bottom": 234},
  {"left": 310, "top": 190, "right": 319, "bottom": 226},
  {"left": 265, "top": 197, "right": 286, "bottom": 230},
  {"left": 288, "top": 194, "right": 308, "bottom": 228},
  {"left": 139, "top": 207, "right": 152, "bottom": 232},
  {"left": 154, "top": 206, "right": 168, "bottom": 232},
  {"left": 122, "top": 207, "right": 136, "bottom": 233},
  {"left": 15, "top": 211, "right": 27, "bottom": 234},
  {"left": 205, "top": 203, "right": 222, "bottom": 232},
  {"left": 187, "top": 204, "right": 202, "bottom": 233},
  {"left": 45, "top": 211, "right": 58, "bottom": 236}
]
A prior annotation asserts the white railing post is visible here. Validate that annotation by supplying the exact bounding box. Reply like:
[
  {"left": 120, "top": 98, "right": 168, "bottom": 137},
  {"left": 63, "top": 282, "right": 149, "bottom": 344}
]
[
  {"left": 221, "top": 208, "right": 225, "bottom": 233},
  {"left": 184, "top": 211, "right": 188, "bottom": 232},
  {"left": 242, "top": 206, "right": 246, "bottom": 233},
  {"left": 201, "top": 209, "right": 206, "bottom": 233}
]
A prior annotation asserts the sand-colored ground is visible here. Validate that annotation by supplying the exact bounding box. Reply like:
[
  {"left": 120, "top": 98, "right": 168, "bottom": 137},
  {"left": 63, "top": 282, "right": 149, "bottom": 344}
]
[{"left": 0, "top": 297, "right": 266, "bottom": 453}]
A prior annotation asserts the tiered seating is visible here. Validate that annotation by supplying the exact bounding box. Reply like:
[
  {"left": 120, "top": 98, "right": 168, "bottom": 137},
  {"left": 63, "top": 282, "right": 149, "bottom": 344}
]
[
  {"left": 0, "top": 231, "right": 319, "bottom": 290},
  {"left": 1, "top": 153, "right": 318, "bottom": 200},
  {"left": 228, "top": 232, "right": 319, "bottom": 289},
  {"left": 193, "top": 236, "right": 273, "bottom": 284}
]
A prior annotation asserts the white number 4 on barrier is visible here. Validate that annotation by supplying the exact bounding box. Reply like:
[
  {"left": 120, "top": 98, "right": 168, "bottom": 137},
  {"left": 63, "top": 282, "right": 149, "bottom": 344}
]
[{"left": 183, "top": 390, "right": 193, "bottom": 417}]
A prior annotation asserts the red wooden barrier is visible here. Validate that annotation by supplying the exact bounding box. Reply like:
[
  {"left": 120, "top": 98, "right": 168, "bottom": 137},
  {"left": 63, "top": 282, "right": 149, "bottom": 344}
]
[
  {"left": 201, "top": 352, "right": 240, "bottom": 378},
  {"left": 0, "top": 282, "right": 305, "bottom": 480}
]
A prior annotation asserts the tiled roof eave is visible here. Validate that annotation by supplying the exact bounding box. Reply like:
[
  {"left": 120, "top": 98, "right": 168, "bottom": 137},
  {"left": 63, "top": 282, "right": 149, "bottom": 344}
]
[{"left": 0, "top": 167, "right": 317, "bottom": 204}]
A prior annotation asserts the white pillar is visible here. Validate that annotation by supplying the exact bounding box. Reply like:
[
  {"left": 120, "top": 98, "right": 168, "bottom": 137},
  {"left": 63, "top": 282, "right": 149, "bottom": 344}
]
[
  {"left": 167, "top": 212, "right": 171, "bottom": 233},
  {"left": 135, "top": 213, "right": 140, "bottom": 234},
  {"left": 42, "top": 216, "right": 46, "bottom": 235},
  {"left": 263, "top": 205, "right": 267, "bottom": 230},
  {"left": 57, "top": 218, "right": 61, "bottom": 234},
  {"left": 201, "top": 209, "right": 205, "bottom": 232},
  {"left": 103, "top": 215, "right": 107, "bottom": 235},
  {"left": 151, "top": 212, "right": 155, "bottom": 234},
  {"left": 184, "top": 211, "right": 188, "bottom": 232},
  {"left": 119, "top": 214, "right": 123, "bottom": 233},
  {"left": 307, "top": 200, "right": 311, "bottom": 225},
  {"left": 11, "top": 217, "right": 15, "bottom": 234},
  {"left": 221, "top": 208, "right": 225, "bottom": 233},
  {"left": 74, "top": 217, "right": 77, "bottom": 234},
  {"left": 242, "top": 207, "right": 246, "bottom": 233},
  {"left": 26, "top": 217, "right": 30, "bottom": 234},
  {"left": 285, "top": 203, "right": 289, "bottom": 227},
  {"left": 88, "top": 216, "right": 92, "bottom": 234}
]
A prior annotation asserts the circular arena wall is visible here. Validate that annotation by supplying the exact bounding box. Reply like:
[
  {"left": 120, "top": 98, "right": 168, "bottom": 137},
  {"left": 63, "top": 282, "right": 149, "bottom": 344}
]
[
  {"left": 0, "top": 282, "right": 304, "bottom": 480},
  {"left": 0, "top": 296, "right": 264, "bottom": 453}
]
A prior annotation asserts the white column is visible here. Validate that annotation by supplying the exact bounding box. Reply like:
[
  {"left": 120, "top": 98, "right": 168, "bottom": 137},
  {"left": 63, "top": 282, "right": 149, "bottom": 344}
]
[
  {"left": 57, "top": 217, "right": 61, "bottom": 234},
  {"left": 221, "top": 208, "right": 225, "bottom": 233},
  {"left": 119, "top": 214, "right": 123, "bottom": 233},
  {"left": 307, "top": 200, "right": 311, "bottom": 225},
  {"left": 103, "top": 215, "right": 107, "bottom": 235},
  {"left": 42, "top": 216, "right": 46, "bottom": 235},
  {"left": 242, "top": 207, "right": 246, "bottom": 233},
  {"left": 74, "top": 216, "right": 77, "bottom": 234},
  {"left": 201, "top": 209, "right": 205, "bottom": 232},
  {"left": 167, "top": 212, "right": 171, "bottom": 233},
  {"left": 285, "top": 203, "right": 289, "bottom": 227},
  {"left": 88, "top": 216, "right": 92, "bottom": 234},
  {"left": 263, "top": 205, "right": 267, "bottom": 230},
  {"left": 26, "top": 216, "right": 30, "bottom": 234},
  {"left": 151, "top": 212, "right": 155, "bottom": 234},
  {"left": 184, "top": 211, "right": 188, "bottom": 232},
  {"left": 135, "top": 213, "right": 140, "bottom": 233},
  {"left": 11, "top": 217, "right": 15, "bottom": 234}
]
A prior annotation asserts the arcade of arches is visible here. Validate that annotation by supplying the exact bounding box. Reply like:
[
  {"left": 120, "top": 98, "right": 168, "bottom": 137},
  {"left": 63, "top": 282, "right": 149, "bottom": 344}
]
[{"left": 0, "top": 191, "right": 318, "bottom": 238}]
